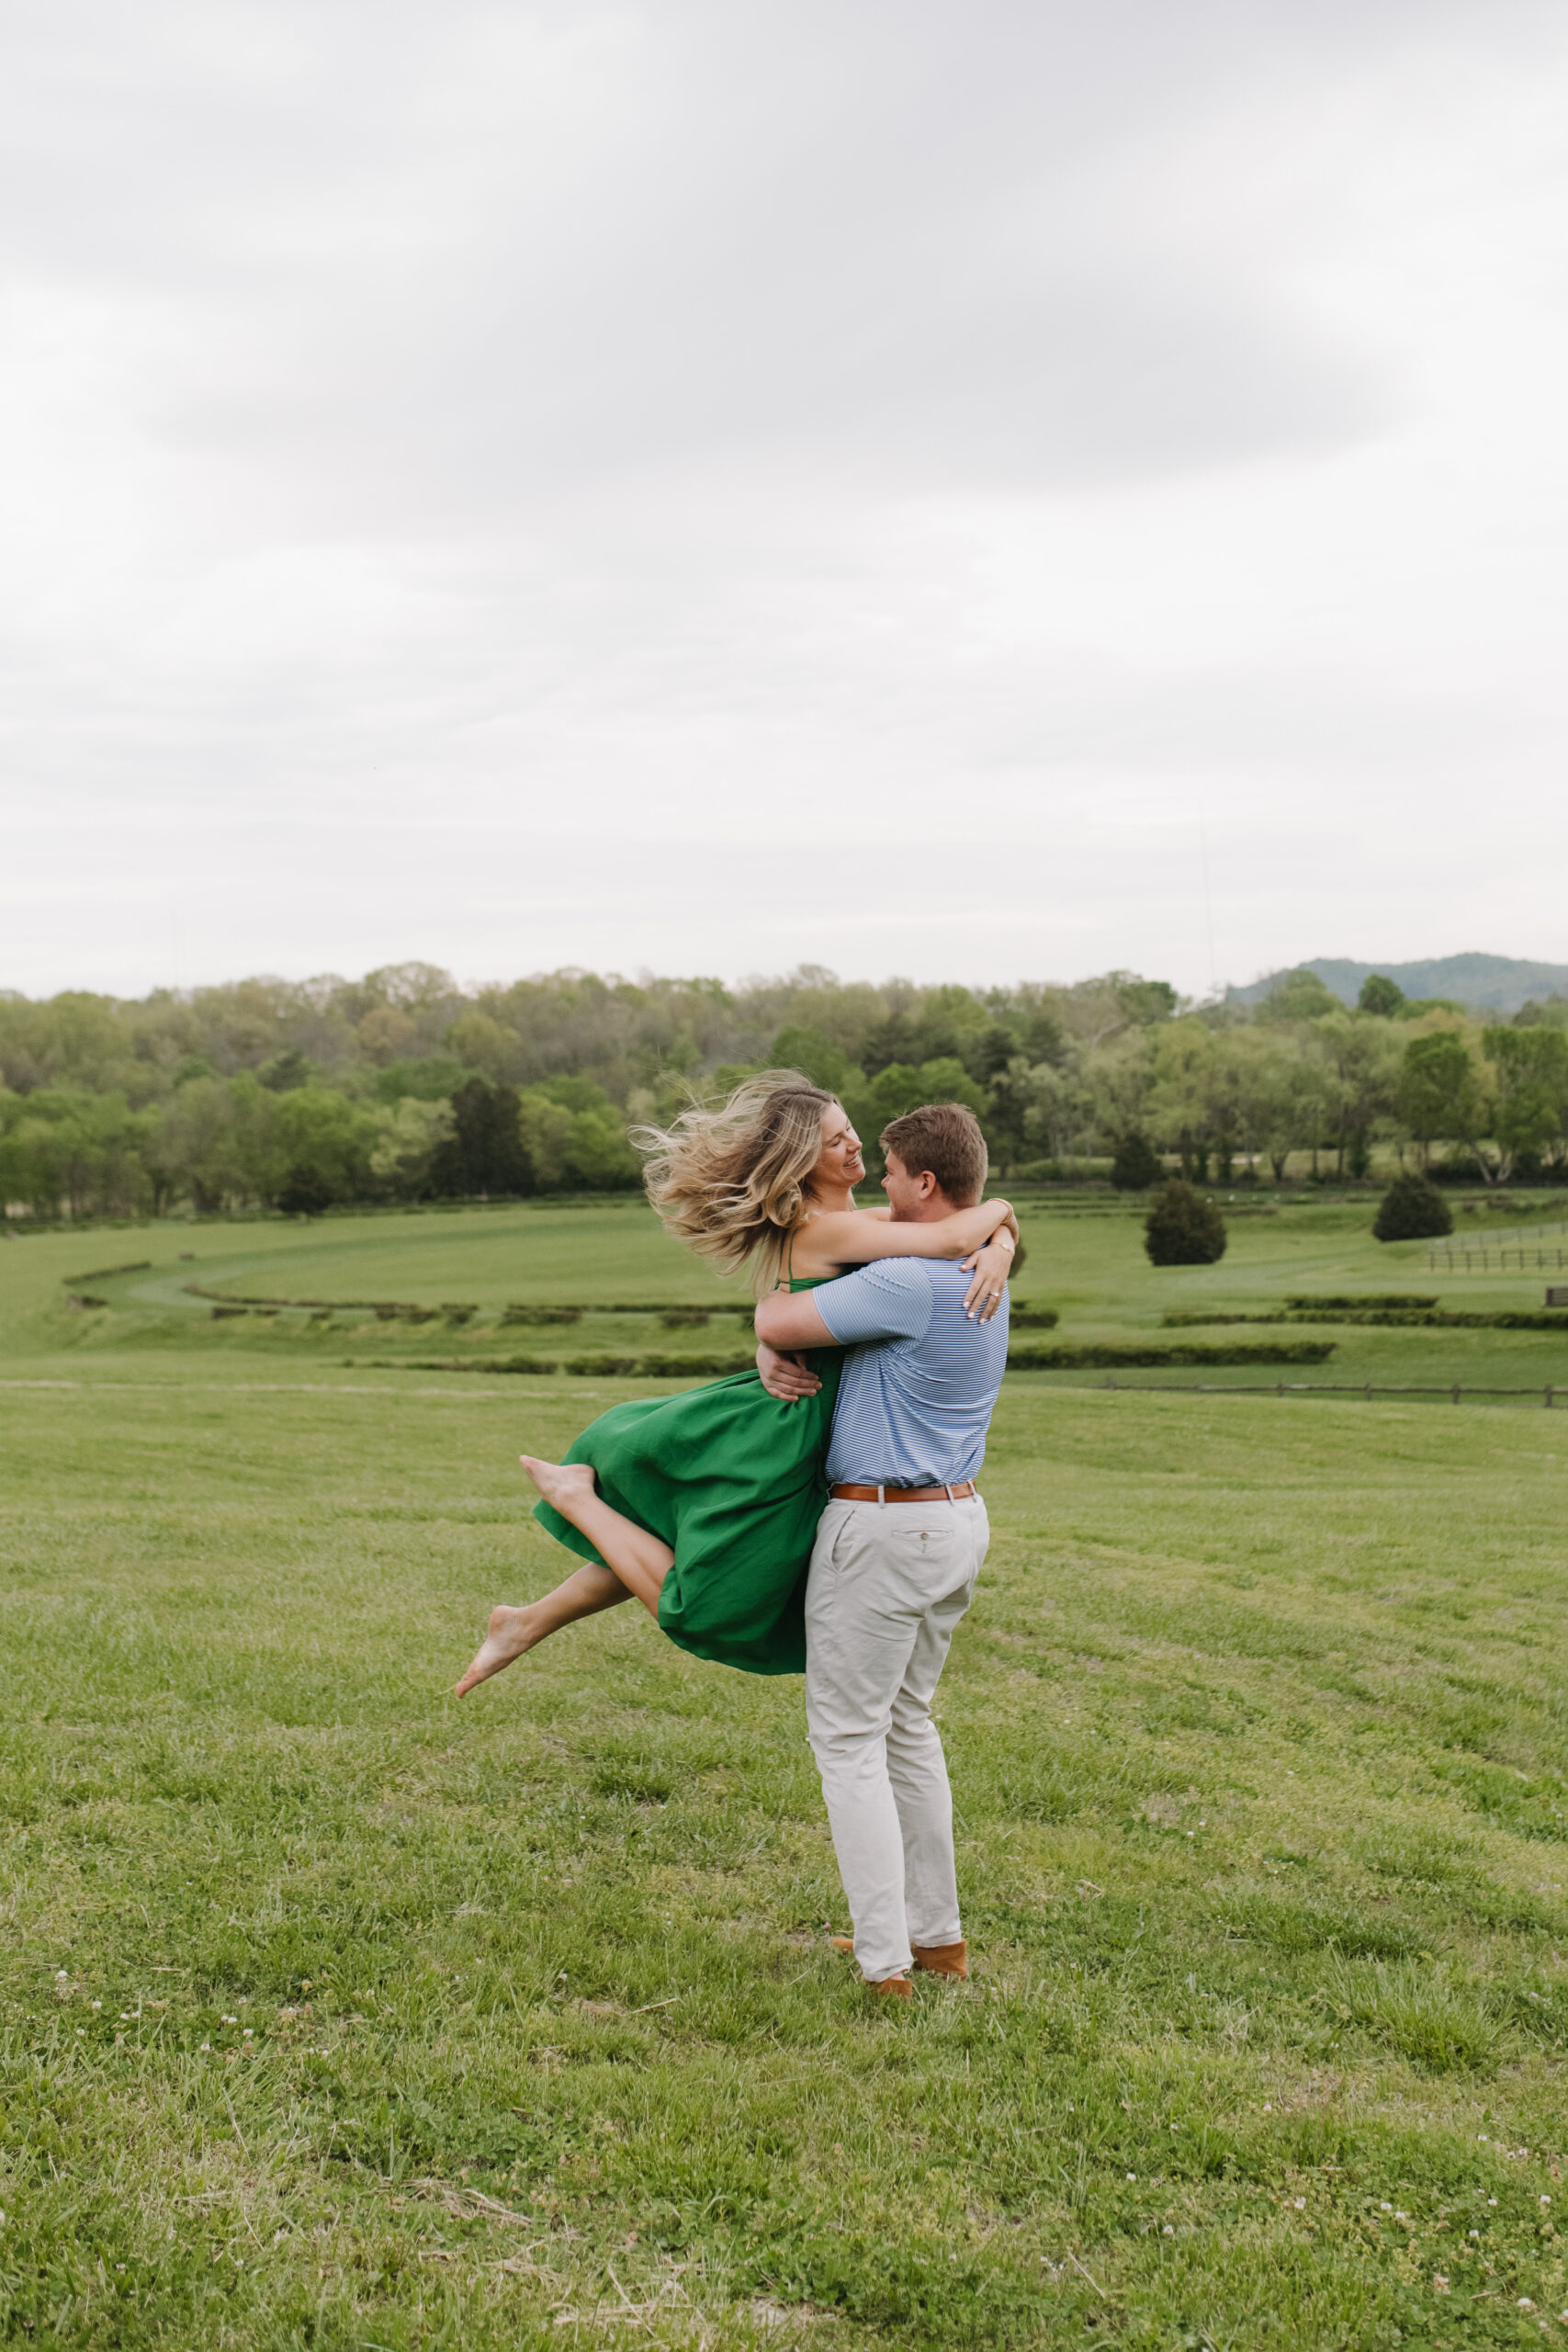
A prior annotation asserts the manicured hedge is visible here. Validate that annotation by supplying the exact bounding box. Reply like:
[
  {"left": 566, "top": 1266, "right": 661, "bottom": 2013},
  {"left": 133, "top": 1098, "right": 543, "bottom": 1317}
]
[
  {"left": 1007, "top": 1340, "right": 1335, "bottom": 1370},
  {"left": 1164, "top": 1306, "right": 1568, "bottom": 1331},
  {"left": 1284, "top": 1295, "right": 1438, "bottom": 1310}
]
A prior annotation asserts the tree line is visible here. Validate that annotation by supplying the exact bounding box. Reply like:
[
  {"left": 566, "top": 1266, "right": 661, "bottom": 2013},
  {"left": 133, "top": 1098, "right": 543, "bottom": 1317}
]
[{"left": 3, "top": 958, "right": 1567, "bottom": 1221}]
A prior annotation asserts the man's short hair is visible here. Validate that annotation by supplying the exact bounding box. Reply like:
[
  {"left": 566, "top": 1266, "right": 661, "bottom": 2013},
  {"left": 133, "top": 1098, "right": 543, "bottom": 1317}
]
[{"left": 879, "top": 1102, "right": 988, "bottom": 1205}]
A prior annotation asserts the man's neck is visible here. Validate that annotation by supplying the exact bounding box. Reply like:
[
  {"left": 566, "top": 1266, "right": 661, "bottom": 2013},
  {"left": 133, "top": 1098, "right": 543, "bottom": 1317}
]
[{"left": 897, "top": 1192, "right": 962, "bottom": 1226}]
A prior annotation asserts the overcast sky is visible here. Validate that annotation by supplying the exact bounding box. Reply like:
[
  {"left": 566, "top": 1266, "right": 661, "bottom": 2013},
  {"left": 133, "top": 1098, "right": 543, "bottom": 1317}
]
[{"left": 3, "top": 0, "right": 1566, "bottom": 1003}]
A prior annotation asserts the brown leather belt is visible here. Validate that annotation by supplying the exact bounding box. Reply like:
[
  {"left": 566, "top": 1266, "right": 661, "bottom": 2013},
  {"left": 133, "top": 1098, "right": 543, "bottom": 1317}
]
[{"left": 829, "top": 1481, "right": 977, "bottom": 1503}]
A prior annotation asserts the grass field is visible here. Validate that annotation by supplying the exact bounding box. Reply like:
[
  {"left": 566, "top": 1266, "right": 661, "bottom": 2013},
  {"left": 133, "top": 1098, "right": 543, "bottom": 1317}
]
[
  {"left": 12, "top": 1190, "right": 1568, "bottom": 1394},
  {"left": 4, "top": 1198, "right": 1568, "bottom": 2348}
]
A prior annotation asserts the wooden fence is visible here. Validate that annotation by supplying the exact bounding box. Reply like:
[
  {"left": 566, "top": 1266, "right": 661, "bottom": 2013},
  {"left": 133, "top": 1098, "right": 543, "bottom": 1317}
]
[
  {"left": 1425, "top": 1240, "right": 1568, "bottom": 1272},
  {"left": 1438, "top": 1223, "right": 1568, "bottom": 1279}
]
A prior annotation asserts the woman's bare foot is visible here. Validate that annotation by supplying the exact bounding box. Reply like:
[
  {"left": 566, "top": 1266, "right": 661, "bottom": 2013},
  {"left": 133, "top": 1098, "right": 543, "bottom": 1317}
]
[
  {"left": 455, "top": 1604, "right": 546, "bottom": 1697},
  {"left": 518, "top": 1455, "right": 598, "bottom": 1521}
]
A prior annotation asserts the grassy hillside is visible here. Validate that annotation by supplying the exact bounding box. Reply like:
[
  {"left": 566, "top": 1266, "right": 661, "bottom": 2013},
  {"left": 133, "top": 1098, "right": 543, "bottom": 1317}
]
[
  {"left": 1228, "top": 953, "right": 1568, "bottom": 1012},
  {"left": 2, "top": 1201, "right": 1567, "bottom": 2346},
  {"left": 10, "top": 1191, "right": 1568, "bottom": 1395}
]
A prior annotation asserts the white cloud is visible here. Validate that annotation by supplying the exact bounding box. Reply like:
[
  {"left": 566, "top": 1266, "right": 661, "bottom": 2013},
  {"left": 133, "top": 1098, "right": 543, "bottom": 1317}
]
[{"left": 2, "top": 0, "right": 1566, "bottom": 998}]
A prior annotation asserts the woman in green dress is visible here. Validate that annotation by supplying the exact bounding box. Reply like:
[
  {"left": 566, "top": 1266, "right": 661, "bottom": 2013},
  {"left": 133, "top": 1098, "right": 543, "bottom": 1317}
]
[{"left": 454, "top": 1073, "right": 1016, "bottom": 1695}]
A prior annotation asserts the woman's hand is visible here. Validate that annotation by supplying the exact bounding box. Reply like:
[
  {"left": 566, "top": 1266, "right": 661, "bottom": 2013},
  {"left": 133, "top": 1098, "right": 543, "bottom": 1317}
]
[
  {"left": 756, "top": 1342, "right": 822, "bottom": 1403},
  {"left": 960, "top": 1231, "right": 1014, "bottom": 1321}
]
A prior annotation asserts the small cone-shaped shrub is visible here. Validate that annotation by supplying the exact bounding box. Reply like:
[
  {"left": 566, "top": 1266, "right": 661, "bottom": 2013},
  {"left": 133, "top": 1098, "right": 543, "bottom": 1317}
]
[
  {"left": 1111, "top": 1133, "right": 1163, "bottom": 1191},
  {"left": 1144, "top": 1180, "right": 1226, "bottom": 1266},
  {"left": 1373, "top": 1170, "right": 1453, "bottom": 1242}
]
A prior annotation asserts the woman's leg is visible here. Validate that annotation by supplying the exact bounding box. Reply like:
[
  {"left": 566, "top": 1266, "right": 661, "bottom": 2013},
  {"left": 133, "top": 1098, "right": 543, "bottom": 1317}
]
[
  {"left": 453, "top": 1458, "right": 677, "bottom": 1700},
  {"left": 518, "top": 1456, "right": 674, "bottom": 1617},
  {"left": 456, "top": 1561, "right": 630, "bottom": 1697}
]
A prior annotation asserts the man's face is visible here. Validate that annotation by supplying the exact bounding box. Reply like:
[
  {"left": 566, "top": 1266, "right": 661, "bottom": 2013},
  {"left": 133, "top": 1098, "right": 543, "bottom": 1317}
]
[{"left": 881, "top": 1151, "right": 929, "bottom": 1221}]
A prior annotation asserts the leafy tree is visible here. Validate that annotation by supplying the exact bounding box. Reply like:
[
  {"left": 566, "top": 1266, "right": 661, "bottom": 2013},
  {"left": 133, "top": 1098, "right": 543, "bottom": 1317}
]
[
  {"left": 980, "top": 1056, "right": 1034, "bottom": 1169},
  {"left": 1395, "top": 1031, "right": 1492, "bottom": 1175},
  {"left": 1513, "top": 996, "right": 1568, "bottom": 1031},
  {"left": 1144, "top": 1181, "right": 1226, "bottom": 1265},
  {"left": 517, "top": 1080, "right": 641, "bottom": 1192},
  {"left": 276, "top": 1163, "right": 336, "bottom": 1217},
  {"left": 30, "top": 956, "right": 1568, "bottom": 1219},
  {"left": 1224, "top": 1026, "right": 1325, "bottom": 1182},
  {"left": 373, "top": 1056, "right": 470, "bottom": 1104},
  {"left": 1147, "top": 1019, "right": 1215, "bottom": 1177},
  {"left": 1314, "top": 1014, "right": 1401, "bottom": 1179},
  {"left": 1201, "top": 1031, "right": 1257, "bottom": 1180},
  {"left": 1110, "top": 1134, "right": 1161, "bottom": 1190},
  {"left": 369, "top": 1098, "right": 456, "bottom": 1200},
  {"left": 1021, "top": 1063, "right": 1091, "bottom": 1167},
  {"left": 533, "top": 1075, "right": 626, "bottom": 1116},
  {"left": 270, "top": 1087, "right": 377, "bottom": 1204},
  {"left": 854, "top": 1058, "right": 987, "bottom": 1135},
  {"left": 963, "top": 1022, "right": 1026, "bottom": 1085},
  {"left": 559, "top": 1106, "right": 642, "bottom": 1190},
  {"left": 1117, "top": 977, "right": 1179, "bottom": 1025},
  {"left": 1010, "top": 995, "right": 1067, "bottom": 1067},
  {"left": 1483, "top": 1026, "right": 1568, "bottom": 1177},
  {"left": 258, "top": 1050, "right": 312, "bottom": 1093},
  {"left": 769, "top": 1028, "right": 851, "bottom": 1091},
  {"left": 861, "top": 1013, "right": 933, "bottom": 1076},
  {"left": 1256, "top": 969, "right": 1342, "bottom": 1023},
  {"left": 1373, "top": 1171, "right": 1452, "bottom": 1241},
  {"left": 0, "top": 1086, "right": 152, "bottom": 1218},
  {"left": 1358, "top": 973, "right": 1404, "bottom": 1016},
  {"left": 147, "top": 1077, "right": 254, "bottom": 1212},
  {"left": 1395, "top": 997, "right": 1468, "bottom": 1022},
  {"left": 435, "top": 1078, "right": 533, "bottom": 1198},
  {"left": 444, "top": 1011, "right": 519, "bottom": 1081},
  {"left": 1082, "top": 1034, "right": 1156, "bottom": 1154}
]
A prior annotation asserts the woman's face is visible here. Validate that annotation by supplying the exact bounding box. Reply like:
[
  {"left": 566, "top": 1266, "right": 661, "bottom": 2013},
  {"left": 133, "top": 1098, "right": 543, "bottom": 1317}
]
[{"left": 812, "top": 1101, "right": 864, "bottom": 1193}]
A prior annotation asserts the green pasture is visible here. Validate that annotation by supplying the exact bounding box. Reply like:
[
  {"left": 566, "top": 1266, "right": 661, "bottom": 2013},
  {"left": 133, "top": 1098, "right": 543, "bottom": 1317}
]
[
  {"left": 2, "top": 1200, "right": 1568, "bottom": 2347},
  {"left": 8, "top": 1191, "right": 1568, "bottom": 1396}
]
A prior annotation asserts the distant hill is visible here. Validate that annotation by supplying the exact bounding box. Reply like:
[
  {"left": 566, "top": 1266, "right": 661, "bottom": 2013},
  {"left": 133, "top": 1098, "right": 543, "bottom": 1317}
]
[{"left": 1227, "top": 954, "right": 1568, "bottom": 1015}]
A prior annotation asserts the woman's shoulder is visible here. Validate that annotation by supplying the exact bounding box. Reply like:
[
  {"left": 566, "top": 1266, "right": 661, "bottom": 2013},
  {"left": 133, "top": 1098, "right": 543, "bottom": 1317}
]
[{"left": 789, "top": 1204, "right": 886, "bottom": 1252}]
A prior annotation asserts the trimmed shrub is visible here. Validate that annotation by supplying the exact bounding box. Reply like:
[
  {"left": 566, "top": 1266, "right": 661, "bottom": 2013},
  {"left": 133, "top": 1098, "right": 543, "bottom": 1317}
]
[
  {"left": 1111, "top": 1134, "right": 1163, "bottom": 1192},
  {"left": 1144, "top": 1181, "right": 1226, "bottom": 1266},
  {"left": 1285, "top": 1294, "right": 1438, "bottom": 1309},
  {"left": 1373, "top": 1172, "right": 1453, "bottom": 1242},
  {"left": 1008, "top": 1340, "right": 1334, "bottom": 1369}
]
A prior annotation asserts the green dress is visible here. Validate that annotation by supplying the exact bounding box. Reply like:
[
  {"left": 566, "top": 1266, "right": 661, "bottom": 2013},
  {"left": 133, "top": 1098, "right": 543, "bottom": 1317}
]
[{"left": 532, "top": 1278, "right": 840, "bottom": 1676}]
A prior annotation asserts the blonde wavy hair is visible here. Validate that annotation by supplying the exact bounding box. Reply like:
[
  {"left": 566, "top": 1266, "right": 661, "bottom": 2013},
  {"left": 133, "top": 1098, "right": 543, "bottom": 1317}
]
[{"left": 633, "top": 1071, "right": 838, "bottom": 1294}]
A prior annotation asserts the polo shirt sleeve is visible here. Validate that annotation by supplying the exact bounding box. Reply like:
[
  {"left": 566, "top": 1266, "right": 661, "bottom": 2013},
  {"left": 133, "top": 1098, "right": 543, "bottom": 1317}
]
[{"left": 812, "top": 1259, "right": 934, "bottom": 1347}]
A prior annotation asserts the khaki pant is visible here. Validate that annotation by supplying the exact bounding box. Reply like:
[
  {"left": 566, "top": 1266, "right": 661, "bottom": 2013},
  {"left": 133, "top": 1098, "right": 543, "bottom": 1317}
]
[{"left": 804, "top": 1493, "right": 988, "bottom": 1984}]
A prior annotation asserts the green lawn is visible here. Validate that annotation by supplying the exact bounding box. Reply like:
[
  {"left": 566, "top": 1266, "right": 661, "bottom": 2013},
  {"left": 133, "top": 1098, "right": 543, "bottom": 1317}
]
[
  {"left": 14, "top": 1192, "right": 1568, "bottom": 1394},
  {"left": 3, "top": 1203, "right": 1568, "bottom": 2346}
]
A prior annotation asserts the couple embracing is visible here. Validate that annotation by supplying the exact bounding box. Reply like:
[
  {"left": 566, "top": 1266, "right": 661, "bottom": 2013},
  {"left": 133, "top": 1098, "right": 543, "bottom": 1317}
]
[{"left": 457, "top": 1077, "right": 1016, "bottom": 1998}]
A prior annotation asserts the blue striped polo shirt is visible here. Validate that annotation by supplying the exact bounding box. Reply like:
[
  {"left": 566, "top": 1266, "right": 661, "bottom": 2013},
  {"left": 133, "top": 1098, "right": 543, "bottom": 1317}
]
[{"left": 812, "top": 1257, "right": 1009, "bottom": 1487}]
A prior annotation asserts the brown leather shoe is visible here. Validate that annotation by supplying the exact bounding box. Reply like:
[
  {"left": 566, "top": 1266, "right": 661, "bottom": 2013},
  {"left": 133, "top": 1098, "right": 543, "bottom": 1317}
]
[
  {"left": 829, "top": 1935, "right": 855, "bottom": 1956},
  {"left": 911, "top": 1939, "right": 968, "bottom": 1979},
  {"left": 867, "top": 1975, "right": 913, "bottom": 1999}
]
